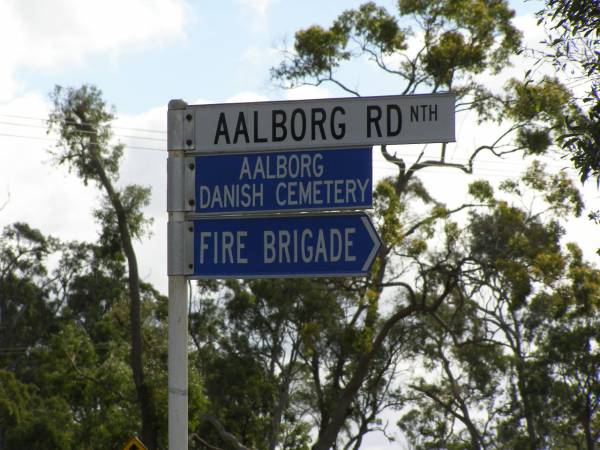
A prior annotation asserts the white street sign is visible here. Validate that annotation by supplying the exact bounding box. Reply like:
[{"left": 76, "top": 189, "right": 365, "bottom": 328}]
[{"left": 178, "top": 93, "right": 455, "bottom": 153}]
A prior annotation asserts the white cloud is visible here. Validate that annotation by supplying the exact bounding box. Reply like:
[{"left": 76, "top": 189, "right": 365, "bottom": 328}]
[
  {"left": 0, "top": 93, "right": 100, "bottom": 243},
  {"left": 0, "top": 0, "right": 190, "bottom": 101},
  {"left": 237, "top": 0, "right": 275, "bottom": 31},
  {"left": 238, "top": 0, "right": 271, "bottom": 17},
  {"left": 226, "top": 91, "right": 270, "bottom": 103},
  {"left": 284, "top": 85, "right": 332, "bottom": 100}
]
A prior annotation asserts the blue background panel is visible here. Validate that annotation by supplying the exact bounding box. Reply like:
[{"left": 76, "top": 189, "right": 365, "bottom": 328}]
[
  {"left": 195, "top": 147, "right": 372, "bottom": 214},
  {"left": 191, "top": 213, "right": 380, "bottom": 278}
]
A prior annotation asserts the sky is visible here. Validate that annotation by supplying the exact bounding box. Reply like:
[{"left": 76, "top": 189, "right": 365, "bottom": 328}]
[{"left": 0, "top": 0, "right": 598, "bottom": 447}]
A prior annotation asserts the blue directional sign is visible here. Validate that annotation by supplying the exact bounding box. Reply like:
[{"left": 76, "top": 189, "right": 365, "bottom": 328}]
[
  {"left": 190, "top": 213, "right": 381, "bottom": 278},
  {"left": 194, "top": 147, "right": 372, "bottom": 215}
]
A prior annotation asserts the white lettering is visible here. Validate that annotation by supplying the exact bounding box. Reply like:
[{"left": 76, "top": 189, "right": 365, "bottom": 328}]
[
  {"left": 222, "top": 231, "right": 234, "bottom": 264},
  {"left": 334, "top": 179, "right": 344, "bottom": 204},
  {"left": 276, "top": 154, "right": 287, "bottom": 178},
  {"left": 264, "top": 231, "right": 276, "bottom": 263},
  {"left": 199, "top": 186, "right": 211, "bottom": 208},
  {"left": 199, "top": 231, "right": 249, "bottom": 264},
  {"left": 254, "top": 158, "right": 265, "bottom": 179},
  {"left": 330, "top": 228, "right": 342, "bottom": 262},
  {"left": 279, "top": 230, "right": 291, "bottom": 262},
  {"left": 346, "top": 179, "right": 357, "bottom": 203},
  {"left": 199, "top": 231, "right": 211, "bottom": 264},
  {"left": 237, "top": 231, "right": 248, "bottom": 264},
  {"left": 313, "top": 153, "right": 324, "bottom": 177},
  {"left": 288, "top": 154, "right": 299, "bottom": 178},
  {"left": 314, "top": 229, "right": 327, "bottom": 262},
  {"left": 276, "top": 182, "right": 286, "bottom": 206},
  {"left": 287, "top": 181, "right": 298, "bottom": 206},
  {"left": 345, "top": 228, "right": 356, "bottom": 262},
  {"left": 357, "top": 179, "right": 370, "bottom": 202},
  {"left": 239, "top": 158, "right": 251, "bottom": 180},
  {"left": 261, "top": 226, "right": 357, "bottom": 264},
  {"left": 301, "top": 229, "right": 313, "bottom": 262}
]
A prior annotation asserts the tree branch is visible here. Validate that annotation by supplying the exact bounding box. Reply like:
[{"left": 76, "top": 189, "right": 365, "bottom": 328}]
[
  {"left": 189, "top": 432, "right": 225, "bottom": 450},
  {"left": 202, "top": 414, "right": 252, "bottom": 450}
]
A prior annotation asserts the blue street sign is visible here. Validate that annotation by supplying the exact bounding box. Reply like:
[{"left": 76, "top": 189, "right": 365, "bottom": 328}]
[
  {"left": 194, "top": 147, "right": 372, "bottom": 215},
  {"left": 190, "top": 213, "right": 381, "bottom": 278}
]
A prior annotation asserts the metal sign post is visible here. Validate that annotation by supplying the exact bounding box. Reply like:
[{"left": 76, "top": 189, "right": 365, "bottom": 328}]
[{"left": 167, "top": 100, "right": 190, "bottom": 450}]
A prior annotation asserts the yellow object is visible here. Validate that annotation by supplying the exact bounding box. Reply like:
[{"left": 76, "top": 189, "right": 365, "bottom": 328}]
[{"left": 121, "top": 436, "right": 148, "bottom": 450}]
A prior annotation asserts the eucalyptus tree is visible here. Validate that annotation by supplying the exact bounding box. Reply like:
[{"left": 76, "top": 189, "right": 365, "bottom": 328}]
[
  {"left": 396, "top": 163, "right": 599, "bottom": 450},
  {"left": 537, "top": 0, "right": 600, "bottom": 185},
  {"left": 267, "top": 1, "right": 591, "bottom": 449},
  {"left": 47, "top": 85, "right": 160, "bottom": 449}
]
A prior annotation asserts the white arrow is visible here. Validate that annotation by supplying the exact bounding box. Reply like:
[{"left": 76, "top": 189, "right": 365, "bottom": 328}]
[{"left": 361, "top": 216, "right": 381, "bottom": 272}]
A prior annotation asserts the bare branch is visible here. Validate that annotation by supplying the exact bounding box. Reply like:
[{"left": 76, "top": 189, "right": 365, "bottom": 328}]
[
  {"left": 380, "top": 145, "right": 406, "bottom": 174},
  {"left": 403, "top": 203, "right": 487, "bottom": 238},
  {"left": 202, "top": 414, "right": 252, "bottom": 450},
  {"left": 0, "top": 188, "right": 9, "bottom": 212},
  {"left": 189, "top": 433, "right": 225, "bottom": 450},
  {"left": 325, "top": 70, "right": 361, "bottom": 97}
]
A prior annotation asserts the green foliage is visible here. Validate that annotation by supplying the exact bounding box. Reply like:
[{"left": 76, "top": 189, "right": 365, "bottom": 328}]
[
  {"left": 537, "top": 0, "right": 600, "bottom": 184},
  {"left": 0, "top": 221, "right": 199, "bottom": 448},
  {"left": 394, "top": 162, "right": 599, "bottom": 450},
  {"left": 94, "top": 185, "right": 154, "bottom": 248},
  {"left": 505, "top": 77, "right": 573, "bottom": 124},
  {"left": 48, "top": 84, "right": 123, "bottom": 185},
  {"left": 502, "top": 77, "right": 587, "bottom": 161},
  {"left": 468, "top": 179, "right": 494, "bottom": 202},
  {"left": 273, "top": 25, "right": 350, "bottom": 84},
  {"left": 373, "top": 178, "right": 404, "bottom": 248},
  {"left": 273, "top": 0, "right": 521, "bottom": 94},
  {"left": 516, "top": 127, "right": 552, "bottom": 154},
  {"left": 335, "top": 2, "right": 407, "bottom": 54},
  {"left": 564, "top": 101, "right": 600, "bottom": 184},
  {"left": 399, "top": 0, "right": 521, "bottom": 76},
  {"left": 47, "top": 84, "right": 161, "bottom": 448},
  {"left": 520, "top": 160, "right": 584, "bottom": 217},
  {"left": 189, "top": 278, "right": 337, "bottom": 449},
  {"left": 0, "top": 370, "right": 31, "bottom": 430}
]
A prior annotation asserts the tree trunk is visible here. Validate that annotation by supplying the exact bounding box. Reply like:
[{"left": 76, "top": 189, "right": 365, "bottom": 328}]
[
  {"left": 510, "top": 318, "right": 538, "bottom": 450},
  {"left": 311, "top": 304, "right": 417, "bottom": 450},
  {"left": 583, "top": 395, "right": 595, "bottom": 450},
  {"left": 268, "top": 367, "right": 292, "bottom": 450},
  {"left": 89, "top": 142, "right": 158, "bottom": 449}
]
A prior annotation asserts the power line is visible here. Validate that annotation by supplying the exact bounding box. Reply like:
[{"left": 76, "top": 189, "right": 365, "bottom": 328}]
[
  {"left": 0, "top": 132, "right": 164, "bottom": 152},
  {"left": 0, "top": 120, "right": 167, "bottom": 142},
  {"left": 0, "top": 112, "right": 167, "bottom": 135}
]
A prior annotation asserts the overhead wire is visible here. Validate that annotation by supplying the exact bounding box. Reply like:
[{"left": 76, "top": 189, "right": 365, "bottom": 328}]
[
  {"left": 0, "top": 112, "right": 167, "bottom": 134},
  {"left": 0, "top": 131, "right": 165, "bottom": 152},
  {"left": 0, "top": 120, "right": 167, "bottom": 142},
  {"left": 0, "top": 114, "right": 166, "bottom": 151}
]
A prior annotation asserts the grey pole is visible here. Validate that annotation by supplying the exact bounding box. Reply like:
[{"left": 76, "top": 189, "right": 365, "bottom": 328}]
[{"left": 167, "top": 99, "right": 190, "bottom": 450}]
